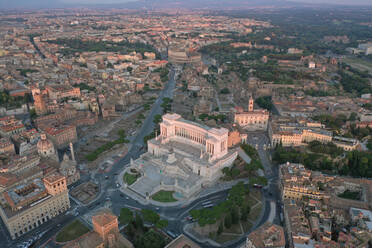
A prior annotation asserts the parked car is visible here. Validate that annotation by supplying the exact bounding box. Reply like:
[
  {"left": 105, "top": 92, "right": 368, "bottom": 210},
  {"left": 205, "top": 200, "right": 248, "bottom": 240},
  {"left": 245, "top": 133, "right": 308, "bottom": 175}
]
[{"left": 253, "top": 184, "right": 263, "bottom": 189}]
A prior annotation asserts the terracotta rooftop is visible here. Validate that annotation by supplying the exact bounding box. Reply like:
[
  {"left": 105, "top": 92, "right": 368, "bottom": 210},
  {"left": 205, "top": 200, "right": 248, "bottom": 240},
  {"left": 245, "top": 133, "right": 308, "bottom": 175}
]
[
  {"left": 44, "top": 125, "right": 74, "bottom": 136},
  {"left": 0, "top": 173, "right": 18, "bottom": 187},
  {"left": 247, "top": 222, "right": 285, "bottom": 248},
  {"left": 43, "top": 173, "right": 65, "bottom": 184},
  {"left": 165, "top": 234, "right": 201, "bottom": 248},
  {"left": 92, "top": 212, "right": 117, "bottom": 227}
]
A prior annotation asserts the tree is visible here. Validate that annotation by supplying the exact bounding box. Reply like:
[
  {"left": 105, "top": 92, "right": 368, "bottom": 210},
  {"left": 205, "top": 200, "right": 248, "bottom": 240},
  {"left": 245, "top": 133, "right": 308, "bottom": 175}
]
[
  {"left": 220, "top": 88, "right": 230, "bottom": 94},
  {"left": 231, "top": 207, "right": 239, "bottom": 224},
  {"left": 127, "top": 223, "right": 135, "bottom": 239},
  {"left": 29, "top": 108, "right": 37, "bottom": 119},
  {"left": 135, "top": 213, "right": 144, "bottom": 230},
  {"left": 240, "top": 211, "right": 248, "bottom": 221},
  {"left": 222, "top": 167, "right": 231, "bottom": 177},
  {"left": 155, "top": 219, "right": 168, "bottom": 229},
  {"left": 224, "top": 214, "right": 232, "bottom": 229},
  {"left": 144, "top": 103, "right": 150, "bottom": 110},
  {"left": 349, "top": 112, "right": 358, "bottom": 121},
  {"left": 119, "top": 208, "right": 133, "bottom": 225},
  {"left": 153, "top": 114, "right": 162, "bottom": 124},
  {"left": 135, "top": 230, "right": 166, "bottom": 248},
  {"left": 231, "top": 168, "right": 240, "bottom": 178},
  {"left": 368, "top": 139, "right": 372, "bottom": 151},
  {"left": 217, "top": 222, "right": 224, "bottom": 235},
  {"left": 255, "top": 96, "right": 273, "bottom": 111},
  {"left": 244, "top": 205, "right": 251, "bottom": 215},
  {"left": 141, "top": 209, "right": 160, "bottom": 224}
]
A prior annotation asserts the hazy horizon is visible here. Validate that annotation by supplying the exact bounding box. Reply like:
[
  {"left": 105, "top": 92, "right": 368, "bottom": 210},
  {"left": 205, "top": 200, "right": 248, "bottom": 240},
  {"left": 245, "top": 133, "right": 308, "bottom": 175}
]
[{"left": 1, "top": 0, "right": 372, "bottom": 9}]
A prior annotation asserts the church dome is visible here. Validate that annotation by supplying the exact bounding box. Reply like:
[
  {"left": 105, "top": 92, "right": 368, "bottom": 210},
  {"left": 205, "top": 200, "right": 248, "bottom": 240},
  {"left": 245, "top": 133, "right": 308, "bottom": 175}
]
[
  {"left": 60, "top": 153, "right": 76, "bottom": 176},
  {"left": 37, "top": 133, "right": 55, "bottom": 156}
]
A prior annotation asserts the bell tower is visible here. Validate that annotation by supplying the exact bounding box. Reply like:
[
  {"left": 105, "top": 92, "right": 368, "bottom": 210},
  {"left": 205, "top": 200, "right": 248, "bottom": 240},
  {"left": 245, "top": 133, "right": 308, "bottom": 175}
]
[
  {"left": 248, "top": 96, "right": 254, "bottom": 112},
  {"left": 43, "top": 173, "right": 67, "bottom": 196}
]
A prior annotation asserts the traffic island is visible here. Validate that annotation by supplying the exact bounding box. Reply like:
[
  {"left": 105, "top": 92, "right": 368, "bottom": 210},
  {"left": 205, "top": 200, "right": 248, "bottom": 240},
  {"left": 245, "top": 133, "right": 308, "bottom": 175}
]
[
  {"left": 55, "top": 220, "right": 89, "bottom": 243},
  {"left": 189, "top": 185, "right": 263, "bottom": 245}
]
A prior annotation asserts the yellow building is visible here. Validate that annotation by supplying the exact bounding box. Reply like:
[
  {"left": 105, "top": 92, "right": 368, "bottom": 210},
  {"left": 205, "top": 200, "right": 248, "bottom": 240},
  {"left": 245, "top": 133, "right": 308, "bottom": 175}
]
[
  {"left": 332, "top": 136, "right": 359, "bottom": 151},
  {"left": 282, "top": 184, "right": 325, "bottom": 200},
  {"left": 279, "top": 163, "right": 329, "bottom": 201},
  {"left": 301, "top": 129, "right": 332, "bottom": 143},
  {"left": 270, "top": 126, "right": 333, "bottom": 147},
  {"left": 0, "top": 173, "right": 70, "bottom": 239}
]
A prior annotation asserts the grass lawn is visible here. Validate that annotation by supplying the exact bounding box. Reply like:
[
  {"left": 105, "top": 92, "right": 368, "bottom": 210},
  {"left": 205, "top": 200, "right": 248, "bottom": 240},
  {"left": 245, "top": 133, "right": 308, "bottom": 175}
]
[
  {"left": 246, "top": 195, "right": 258, "bottom": 206},
  {"left": 250, "top": 189, "right": 262, "bottom": 200},
  {"left": 245, "top": 189, "right": 261, "bottom": 207},
  {"left": 151, "top": 190, "right": 177, "bottom": 202},
  {"left": 214, "top": 234, "right": 238, "bottom": 244},
  {"left": 119, "top": 208, "right": 134, "bottom": 225},
  {"left": 123, "top": 172, "right": 139, "bottom": 185},
  {"left": 56, "top": 220, "right": 89, "bottom": 243},
  {"left": 242, "top": 220, "right": 253, "bottom": 233},
  {"left": 248, "top": 203, "right": 263, "bottom": 222},
  {"left": 224, "top": 222, "right": 243, "bottom": 234}
]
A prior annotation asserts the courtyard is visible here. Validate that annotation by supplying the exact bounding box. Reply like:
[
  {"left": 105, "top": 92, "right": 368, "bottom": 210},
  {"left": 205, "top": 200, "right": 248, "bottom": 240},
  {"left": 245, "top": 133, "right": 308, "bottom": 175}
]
[{"left": 70, "top": 181, "right": 99, "bottom": 205}]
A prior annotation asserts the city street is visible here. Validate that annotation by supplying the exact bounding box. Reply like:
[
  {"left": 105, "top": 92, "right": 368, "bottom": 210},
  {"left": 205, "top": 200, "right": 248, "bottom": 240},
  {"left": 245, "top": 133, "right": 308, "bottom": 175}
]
[{"left": 1, "top": 68, "right": 281, "bottom": 248}]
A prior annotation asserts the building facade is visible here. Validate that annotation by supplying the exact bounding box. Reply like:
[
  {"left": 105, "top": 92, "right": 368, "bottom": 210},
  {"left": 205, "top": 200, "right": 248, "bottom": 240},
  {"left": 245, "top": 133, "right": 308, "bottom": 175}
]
[
  {"left": 234, "top": 97, "right": 269, "bottom": 131},
  {"left": 0, "top": 137, "right": 15, "bottom": 155},
  {"left": 0, "top": 116, "right": 26, "bottom": 137},
  {"left": 0, "top": 173, "right": 70, "bottom": 239},
  {"left": 279, "top": 163, "right": 328, "bottom": 201},
  {"left": 127, "top": 113, "right": 238, "bottom": 200},
  {"left": 45, "top": 84, "right": 81, "bottom": 101},
  {"left": 44, "top": 125, "right": 77, "bottom": 148},
  {"left": 157, "top": 113, "right": 229, "bottom": 163},
  {"left": 64, "top": 209, "right": 133, "bottom": 248},
  {"left": 37, "top": 133, "right": 58, "bottom": 160}
]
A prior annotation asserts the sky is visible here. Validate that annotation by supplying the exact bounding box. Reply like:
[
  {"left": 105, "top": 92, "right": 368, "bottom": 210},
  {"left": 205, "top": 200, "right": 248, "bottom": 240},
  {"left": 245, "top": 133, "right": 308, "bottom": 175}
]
[{"left": 1, "top": 0, "right": 372, "bottom": 9}]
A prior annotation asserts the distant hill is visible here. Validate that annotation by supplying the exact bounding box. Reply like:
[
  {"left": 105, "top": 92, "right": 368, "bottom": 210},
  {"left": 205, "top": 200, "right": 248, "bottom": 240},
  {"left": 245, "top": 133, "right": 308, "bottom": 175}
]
[
  {"left": 123, "top": 0, "right": 299, "bottom": 9},
  {"left": 2, "top": 0, "right": 371, "bottom": 10}
]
